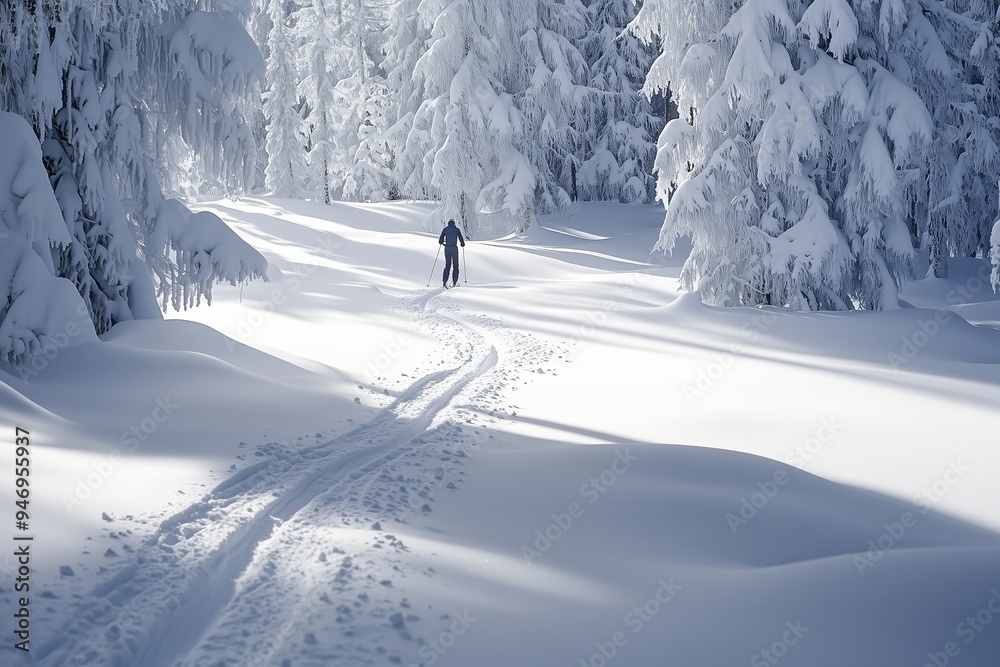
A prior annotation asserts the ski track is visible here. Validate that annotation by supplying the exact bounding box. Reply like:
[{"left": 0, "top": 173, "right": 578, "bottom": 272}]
[{"left": 37, "top": 285, "right": 563, "bottom": 667}]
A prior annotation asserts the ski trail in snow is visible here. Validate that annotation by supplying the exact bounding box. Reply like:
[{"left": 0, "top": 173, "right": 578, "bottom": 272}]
[
  {"left": 161, "top": 297, "right": 563, "bottom": 667},
  {"left": 167, "top": 309, "right": 505, "bottom": 667},
  {"left": 35, "top": 288, "right": 504, "bottom": 667}
]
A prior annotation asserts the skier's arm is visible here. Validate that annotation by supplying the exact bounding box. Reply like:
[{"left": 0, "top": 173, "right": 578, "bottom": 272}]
[
  {"left": 438, "top": 229, "right": 446, "bottom": 245},
  {"left": 458, "top": 230, "right": 465, "bottom": 247}
]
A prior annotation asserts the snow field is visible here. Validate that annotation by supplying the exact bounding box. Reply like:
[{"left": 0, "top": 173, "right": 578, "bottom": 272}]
[{"left": 3, "top": 198, "right": 999, "bottom": 666}]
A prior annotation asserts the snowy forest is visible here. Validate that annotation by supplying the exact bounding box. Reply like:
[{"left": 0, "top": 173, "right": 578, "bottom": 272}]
[
  {"left": 6, "top": 3, "right": 1000, "bottom": 666},
  {"left": 3, "top": 0, "right": 1000, "bottom": 366}
]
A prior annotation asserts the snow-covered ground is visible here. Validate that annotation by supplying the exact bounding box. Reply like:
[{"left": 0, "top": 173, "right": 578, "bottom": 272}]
[{"left": 3, "top": 198, "right": 1000, "bottom": 666}]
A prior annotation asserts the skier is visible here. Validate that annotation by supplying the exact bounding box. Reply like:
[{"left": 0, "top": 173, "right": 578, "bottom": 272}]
[{"left": 438, "top": 219, "right": 466, "bottom": 287}]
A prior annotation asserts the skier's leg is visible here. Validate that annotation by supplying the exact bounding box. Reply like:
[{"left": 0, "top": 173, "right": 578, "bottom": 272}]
[
  {"left": 443, "top": 247, "right": 457, "bottom": 286},
  {"left": 452, "top": 248, "right": 460, "bottom": 285}
]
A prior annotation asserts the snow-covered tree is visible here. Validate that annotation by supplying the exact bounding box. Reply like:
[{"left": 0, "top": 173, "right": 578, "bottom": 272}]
[
  {"left": 294, "top": 0, "right": 390, "bottom": 203},
  {"left": 993, "top": 184, "right": 1000, "bottom": 291},
  {"left": 296, "top": 0, "right": 342, "bottom": 203},
  {"left": 263, "top": 0, "right": 309, "bottom": 198},
  {"left": 519, "top": 0, "right": 590, "bottom": 211},
  {"left": 334, "top": 0, "right": 393, "bottom": 202},
  {"left": 380, "top": 0, "right": 660, "bottom": 225},
  {"left": 0, "top": 1, "right": 269, "bottom": 368},
  {"left": 163, "top": 8, "right": 265, "bottom": 196},
  {"left": 36, "top": 6, "right": 149, "bottom": 333},
  {"left": 923, "top": 0, "right": 1000, "bottom": 278},
  {"left": 344, "top": 76, "right": 394, "bottom": 201},
  {"left": 578, "top": 0, "right": 658, "bottom": 204},
  {"left": 394, "top": 0, "right": 537, "bottom": 236},
  {"left": 0, "top": 111, "right": 99, "bottom": 367},
  {"left": 382, "top": 0, "right": 431, "bottom": 199},
  {"left": 632, "top": 0, "right": 950, "bottom": 310}
]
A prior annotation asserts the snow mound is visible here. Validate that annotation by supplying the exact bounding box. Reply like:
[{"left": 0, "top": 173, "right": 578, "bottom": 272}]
[
  {"left": 407, "top": 443, "right": 1000, "bottom": 666},
  {"left": 657, "top": 294, "right": 1000, "bottom": 368}
]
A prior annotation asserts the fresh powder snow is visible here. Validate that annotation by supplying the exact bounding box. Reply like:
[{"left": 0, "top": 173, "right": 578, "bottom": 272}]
[
  {"left": 3, "top": 1, "right": 1000, "bottom": 665},
  {"left": 2, "top": 199, "right": 999, "bottom": 666}
]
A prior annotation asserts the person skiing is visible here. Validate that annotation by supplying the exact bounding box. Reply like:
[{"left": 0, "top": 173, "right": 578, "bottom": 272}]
[{"left": 438, "top": 219, "right": 465, "bottom": 287}]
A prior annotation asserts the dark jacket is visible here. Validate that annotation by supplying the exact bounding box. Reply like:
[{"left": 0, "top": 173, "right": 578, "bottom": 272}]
[{"left": 439, "top": 222, "right": 465, "bottom": 247}]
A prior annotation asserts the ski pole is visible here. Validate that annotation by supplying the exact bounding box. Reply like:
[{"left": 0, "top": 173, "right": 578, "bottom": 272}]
[
  {"left": 462, "top": 245, "right": 468, "bottom": 284},
  {"left": 426, "top": 245, "right": 442, "bottom": 287}
]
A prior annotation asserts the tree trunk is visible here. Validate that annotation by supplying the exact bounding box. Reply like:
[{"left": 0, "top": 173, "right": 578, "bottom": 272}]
[
  {"left": 323, "top": 156, "right": 331, "bottom": 205},
  {"left": 571, "top": 161, "right": 578, "bottom": 202}
]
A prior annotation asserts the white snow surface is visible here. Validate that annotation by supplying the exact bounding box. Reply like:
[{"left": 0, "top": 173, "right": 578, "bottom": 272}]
[{"left": 2, "top": 198, "right": 1000, "bottom": 666}]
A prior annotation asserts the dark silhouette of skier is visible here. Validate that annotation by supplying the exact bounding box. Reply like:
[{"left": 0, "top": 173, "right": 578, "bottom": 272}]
[{"left": 438, "top": 219, "right": 465, "bottom": 287}]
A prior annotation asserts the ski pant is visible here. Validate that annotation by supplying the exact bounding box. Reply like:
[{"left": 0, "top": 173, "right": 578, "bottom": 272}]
[{"left": 443, "top": 245, "right": 460, "bottom": 285}]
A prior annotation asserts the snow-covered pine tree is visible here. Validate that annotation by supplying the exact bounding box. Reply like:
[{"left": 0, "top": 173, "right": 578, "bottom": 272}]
[
  {"left": 976, "top": 2, "right": 1000, "bottom": 291},
  {"left": 963, "top": 0, "right": 1000, "bottom": 262},
  {"left": 632, "top": 0, "right": 849, "bottom": 308},
  {"left": 925, "top": 0, "right": 1000, "bottom": 278},
  {"left": 40, "top": 5, "right": 149, "bottom": 333},
  {"left": 383, "top": 0, "right": 658, "bottom": 226},
  {"left": 382, "top": 0, "right": 431, "bottom": 199},
  {"left": 163, "top": 7, "right": 265, "bottom": 196},
  {"left": 333, "top": 0, "right": 393, "bottom": 202},
  {"left": 88, "top": 2, "right": 266, "bottom": 312},
  {"left": 263, "top": 0, "right": 309, "bottom": 198},
  {"left": 344, "top": 76, "right": 394, "bottom": 201},
  {"left": 519, "top": 0, "right": 590, "bottom": 212},
  {"left": 911, "top": 1, "right": 969, "bottom": 278},
  {"left": 296, "top": 0, "right": 342, "bottom": 203},
  {"left": 805, "top": 0, "right": 943, "bottom": 308},
  {"left": 116, "top": 2, "right": 268, "bottom": 312},
  {"left": 632, "top": 0, "right": 942, "bottom": 310},
  {"left": 578, "top": 0, "right": 658, "bottom": 204},
  {"left": 396, "top": 0, "right": 536, "bottom": 236},
  {"left": 0, "top": 111, "right": 99, "bottom": 367},
  {"left": 0, "top": 0, "right": 269, "bottom": 366},
  {"left": 993, "top": 181, "right": 1000, "bottom": 290}
]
